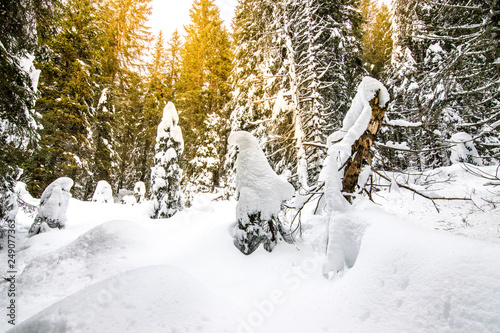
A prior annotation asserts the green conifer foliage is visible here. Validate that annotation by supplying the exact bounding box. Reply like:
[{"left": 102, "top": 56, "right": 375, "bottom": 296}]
[
  {"left": 176, "top": 0, "right": 233, "bottom": 190},
  {"left": 0, "top": 0, "right": 59, "bottom": 193}
]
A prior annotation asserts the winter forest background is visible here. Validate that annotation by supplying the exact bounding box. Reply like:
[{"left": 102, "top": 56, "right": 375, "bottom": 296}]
[
  {"left": 1, "top": 0, "right": 500, "bottom": 331},
  {"left": 1, "top": 0, "right": 498, "bottom": 204}
]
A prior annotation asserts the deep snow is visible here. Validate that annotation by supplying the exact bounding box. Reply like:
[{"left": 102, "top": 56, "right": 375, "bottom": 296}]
[{"left": 1, "top": 164, "right": 500, "bottom": 333}]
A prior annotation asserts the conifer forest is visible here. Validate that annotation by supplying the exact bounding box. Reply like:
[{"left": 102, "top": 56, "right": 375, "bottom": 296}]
[{"left": 1, "top": 0, "right": 498, "bottom": 201}]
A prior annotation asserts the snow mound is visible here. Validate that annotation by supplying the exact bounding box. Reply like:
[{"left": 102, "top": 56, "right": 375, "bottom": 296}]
[
  {"left": 9, "top": 265, "right": 239, "bottom": 333},
  {"left": 91, "top": 180, "right": 114, "bottom": 203},
  {"left": 228, "top": 131, "right": 295, "bottom": 222},
  {"left": 39, "top": 177, "right": 74, "bottom": 201},
  {"left": 17, "top": 220, "right": 153, "bottom": 320}
]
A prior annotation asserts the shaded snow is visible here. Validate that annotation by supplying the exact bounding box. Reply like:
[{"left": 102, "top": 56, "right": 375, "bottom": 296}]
[{"left": 9, "top": 266, "right": 240, "bottom": 333}]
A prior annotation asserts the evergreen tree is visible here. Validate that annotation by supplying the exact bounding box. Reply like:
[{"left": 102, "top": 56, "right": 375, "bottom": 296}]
[
  {"left": 25, "top": 0, "right": 101, "bottom": 199},
  {"left": 29, "top": 177, "right": 73, "bottom": 235},
  {"left": 229, "top": 131, "right": 294, "bottom": 255},
  {"left": 177, "top": 0, "right": 233, "bottom": 191},
  {"left": 1, "top": 0, "right": 59, "bottom": 195},
  {"left": 166, "top": 30, "right": 182, "bottom": 102},
  {"left": 360, "top": 0, "right": 393, "bottom": 78},
  {"left": 135, "top": 31, "right": 181, "bottom": 188},
  {"left": 100, "top": 0, "right": 152, "bottom": 193},
  {"left": 385, "top": 0, "right": 499, "bottom": 170},
  {"left": 150, "top": 102, "right": 184, "bottom": 219},
  {"left": 228, "top": 0, "right": 365, "bottom": 186}
]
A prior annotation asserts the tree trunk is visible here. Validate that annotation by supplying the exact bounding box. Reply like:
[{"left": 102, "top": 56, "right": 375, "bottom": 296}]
[{"left": 342, "top": 90, "right": 387, "bottom": 201}]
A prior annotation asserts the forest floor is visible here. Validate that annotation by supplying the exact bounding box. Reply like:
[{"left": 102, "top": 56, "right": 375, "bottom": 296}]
[{"left": 1, "top": 163, "right": 499, "bottom": 332}]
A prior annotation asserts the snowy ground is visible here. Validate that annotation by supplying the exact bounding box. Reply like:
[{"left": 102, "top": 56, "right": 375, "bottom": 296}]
[{"left": 1, "top": 164, "right": 499, "bottom": 332}]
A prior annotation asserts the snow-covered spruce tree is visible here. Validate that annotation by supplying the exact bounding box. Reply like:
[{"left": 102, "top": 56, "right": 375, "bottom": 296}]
[
  {"left": 150, "top": 102, "right": 184, "bottom": 219},
  {"left": 229, "top": 131, "right": 295, "bottom": 255},
  {"left": 383, "top": 0, "right": 500, "bottom": 170},
  {"left": 23, "top": 0, "right": 103, "bottom": 200},
  {"left": 91, "top": 180, "right": 114, "bottom": 203},
  {"left": 0, "top": 0, "right": 57, "bottom": 198},
  {"left": 228, "top": 0, "right": 364, "bottom": 187},
  {"left": 29, "top": 177, "right": 74, "bottom": 235},
  {"left": 190, "top": 112, "right": 230, "bottom": 192}
]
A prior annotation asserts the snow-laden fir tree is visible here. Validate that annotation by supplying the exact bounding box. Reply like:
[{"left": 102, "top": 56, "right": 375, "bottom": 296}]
[
  {"left": 29, "top": 177, "right": 74, "bottom": 235},
  {"left": 229, "top": 131, "right": 295, "bottom": 255},
  {"left": 0, "top": 0, "right": 56, "bottom": 196},
  {"left": 176, "top": 0, "right": 232, "bottom": 191},
  {"left": 150, "top": 102, "right": 184, "bottom": 219}
]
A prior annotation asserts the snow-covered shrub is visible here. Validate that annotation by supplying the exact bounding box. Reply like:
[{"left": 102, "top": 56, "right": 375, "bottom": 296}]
[
  {"left": 91, "top": 180, "right": 113, "bottom": 203},
  {"left": 150, "top": 102, "right": 184, "bottom": 219},
  {"left": 29, "top": 177, "right": 73, "bottom": 235},
  {"left": 118, "top": 189, "right": 133, "bottom": 203},
  {"left": 133, "top": 182, "right": 146, "bottom": 203},
  {"left": 229, "top": 131, "right": 295, "bottom": 255},
  {"left": 121, "top": 195, "right": 137, "bottom": 205},
  {"left": 449, "top": 132, "right": 482, "bottom": 166}
]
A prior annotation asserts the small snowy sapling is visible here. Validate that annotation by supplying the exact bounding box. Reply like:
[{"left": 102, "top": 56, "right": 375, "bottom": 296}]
[
  {"left": 150, "top": 102, "right": 184, "bottom": 219},
  {"left": 449, "top": 132, "right": 482, "bottom": 166},
  {"left": 29, "top": 177, "right": 74, "bottom": 235},
  {"left": 91, "top": 180, "right": 114, "bottom": 203},
  {"left": 134, "top": 182, "right": 146, "bottom": 203},
  {"left": 229, "top": 131, "right": 295, "bottom": 255}
]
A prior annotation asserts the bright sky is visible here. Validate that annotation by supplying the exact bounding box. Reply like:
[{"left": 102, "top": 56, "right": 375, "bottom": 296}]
[{"left": 148, "top": 0, "right": 238, "bottom": 39}]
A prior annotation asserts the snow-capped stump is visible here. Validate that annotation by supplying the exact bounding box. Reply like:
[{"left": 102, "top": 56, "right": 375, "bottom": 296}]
[
  {"left": 150, "top": 102, "right": 184, "bottom": 219},
  {"left": 91, "top": 180, "right": 113, "bottom": 203},
  {"left": 320, "top": 77, "right": 389, "bottom": 275},
  {"left": 29, "top": 177, "right": 73, "bottom": 235},
  {"left": 329, "top": 76, "right": 389, "bottom": 200},
  {"left": 229, "top": 131, "right": 295, "bottom": 255}
]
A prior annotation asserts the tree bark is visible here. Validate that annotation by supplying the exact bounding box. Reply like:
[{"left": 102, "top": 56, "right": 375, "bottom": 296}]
[{"left": 342, "top": 90, "right": 387, "bottom": 201}]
